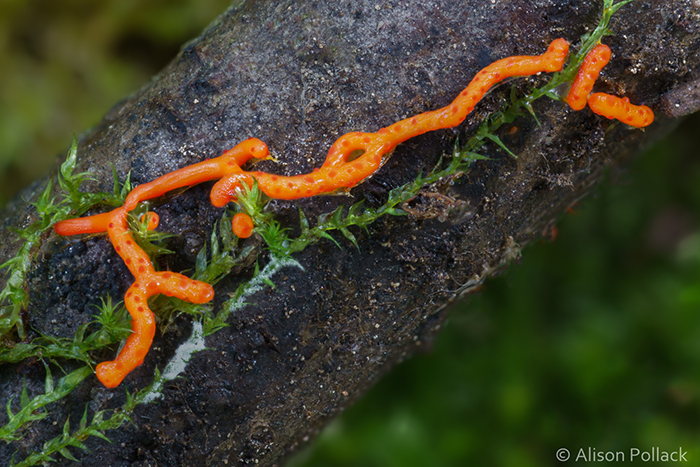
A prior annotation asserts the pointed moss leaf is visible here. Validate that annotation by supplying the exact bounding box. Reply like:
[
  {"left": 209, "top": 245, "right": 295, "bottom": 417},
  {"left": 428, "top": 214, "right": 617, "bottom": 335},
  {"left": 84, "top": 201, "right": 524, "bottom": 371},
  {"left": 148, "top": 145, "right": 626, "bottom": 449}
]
[
  {"left": 79, "top": 407, "right": 88, "bottom": 430},
  {"left": 67, "top": 437, "right": 89, "bottom": 452},
  {"left": 36, "top": 179, "right": 54, "bottom": 213},
  {"left": 384, "top": 206, "right": 407, "bottom": 216},
  {"left": 43, "top": 363, "right": 54, "bottom": 394},
  {"left": 55, "top": 366, "right": 92, "bottom": 396},
  {"left": 524, "top": 101, "right": 541, "bottom": 126},
  {"left": 463, "top": 151, "right": 491, "bottom": 161},
  {"left": 579, "top": 31, "right": 593, "bottom": 47},
  {"left": 87, "top": 426, "right": 111, "bottom": 443},
  {"left": 340, "top": 227, "right": 358, "bottom": 248},
  {"left": 485, "top": 133, "right": 516, "bottom": 158},
  {"left": 475, "top": 120, "right": 491, "bottom": 139},
  {"left": 0, "top": 312, "right": 17, "bottom": 339},
  {"left": 330, "top": 206, "right": 344, "bottom": 225},
  {"left": 607, "top": 0, "right": 634, "bottom": 15},
  {"left": 544, "top": 89, "right": 561, "bottom": 100},
  {"left": 58, "top": 447, "right": 80, "bottom": 462},
  {"left": 348, "top": 200, "right": 365, "bottom": 218},
  {"left": 387, "top": 185, "right": 405, "bottom": 200},
  {"left": 195, "top": 241, "right": 208, "bottom": 279},
  {"left": 120, "top": 172, "right": 133, "bottom": 200},
  {"left": 91, "top": 410, "right": 105, "bottom": 425},
  {"left": 62, "top": 418, "right": 72, "bottom": 438},
  {"left": 6, "top": 396, "right": 14, "bottom": 420},
  {"left": 317, "top": 230, "right": 341, "bottom": 249},
  {"left": 19, "top": 384, "right": 29, "bottom": 409},
  {"left": 74, "top": 322, "right": 88, "bottom": 345},
  {"left": 0, "top": 255, "right": 21, "bottom": 272},
  {"left": 58, "top": 138, "right": 79, "bottom": 189},
  {"left": 298, "top": 208, "right": 309, "bottom": 232}
]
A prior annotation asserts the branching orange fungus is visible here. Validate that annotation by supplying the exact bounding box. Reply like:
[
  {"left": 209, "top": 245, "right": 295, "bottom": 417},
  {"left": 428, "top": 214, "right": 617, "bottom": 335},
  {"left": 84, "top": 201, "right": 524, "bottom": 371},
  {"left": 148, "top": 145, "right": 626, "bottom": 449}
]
[
  {"left": 53, "top": 37, "right": 653, "bottom": 388},
  {"left": 55, "top": 138, "right": 268, "bottom": 387}
]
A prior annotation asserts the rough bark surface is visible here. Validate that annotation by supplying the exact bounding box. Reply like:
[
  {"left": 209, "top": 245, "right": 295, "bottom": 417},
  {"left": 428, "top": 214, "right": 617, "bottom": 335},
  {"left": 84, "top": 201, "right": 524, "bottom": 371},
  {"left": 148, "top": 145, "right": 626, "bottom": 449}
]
[{"left": 1, "top": 0, "right": 699, "bottom": 465}]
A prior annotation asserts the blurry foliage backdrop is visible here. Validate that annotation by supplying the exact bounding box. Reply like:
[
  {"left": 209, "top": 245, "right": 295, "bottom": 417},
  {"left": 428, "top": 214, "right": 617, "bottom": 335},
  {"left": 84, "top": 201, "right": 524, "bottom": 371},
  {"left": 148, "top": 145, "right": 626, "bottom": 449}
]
[
  {"left": 2, "top": 1, "right": 700, "bottom": 466},
  {"left": 0, "top": 0, "right": 236, "bottom": 202}
]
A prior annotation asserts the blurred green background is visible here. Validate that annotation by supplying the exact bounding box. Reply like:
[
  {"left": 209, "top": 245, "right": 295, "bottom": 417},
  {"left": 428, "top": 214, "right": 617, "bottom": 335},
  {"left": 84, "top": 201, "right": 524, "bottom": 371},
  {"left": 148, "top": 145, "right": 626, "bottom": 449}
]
[
  {"left": 0, "top": 0, "right": 237, "bottom": 202},
  {"left": 2, "top": 1, "right": 700, "bottom": 466}
]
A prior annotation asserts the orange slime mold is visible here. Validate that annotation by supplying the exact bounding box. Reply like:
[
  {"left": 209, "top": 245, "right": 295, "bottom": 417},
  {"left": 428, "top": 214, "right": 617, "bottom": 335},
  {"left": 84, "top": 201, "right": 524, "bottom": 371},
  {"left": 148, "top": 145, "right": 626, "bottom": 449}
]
[
  {"left": 54, "top": 38, "right": 653, "bottom": 388},
  {"left": 55, "top": 138, "right": 267, "bottom": 387},
  {"left": 563, "top": 43, "right": 654, "bottom": 128},
  {"left": 55, "top": 40, "right": 569, "bottom": 387}
]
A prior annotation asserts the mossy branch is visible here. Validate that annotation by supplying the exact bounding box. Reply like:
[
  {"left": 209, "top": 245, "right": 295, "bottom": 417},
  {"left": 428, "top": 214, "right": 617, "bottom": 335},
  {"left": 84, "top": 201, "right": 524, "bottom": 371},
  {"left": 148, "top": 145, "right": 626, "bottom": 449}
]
[{"left": 0, "top": 1, "right": 636, "bottom": 463}]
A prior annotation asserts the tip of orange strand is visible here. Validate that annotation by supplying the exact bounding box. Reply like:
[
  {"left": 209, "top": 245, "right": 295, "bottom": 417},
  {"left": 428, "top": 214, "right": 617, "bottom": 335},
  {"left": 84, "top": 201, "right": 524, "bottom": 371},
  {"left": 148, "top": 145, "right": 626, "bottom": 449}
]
[
  {"left": 96, "top": 361, "right": 127, "bottom": 388},
  {"left": 139, "top": 212, "right": 160, "bottom": 230},
  {"left": 232, "top": 213, "right": 254, "bottom": 238}
]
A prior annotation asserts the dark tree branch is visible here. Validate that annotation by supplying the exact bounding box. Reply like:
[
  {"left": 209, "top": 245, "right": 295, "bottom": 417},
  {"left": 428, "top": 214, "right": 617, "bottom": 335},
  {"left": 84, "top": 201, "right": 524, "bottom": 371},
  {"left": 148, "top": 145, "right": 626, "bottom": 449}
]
[{"left": 1, "top": 0, "right": 699, "bottom": 465}]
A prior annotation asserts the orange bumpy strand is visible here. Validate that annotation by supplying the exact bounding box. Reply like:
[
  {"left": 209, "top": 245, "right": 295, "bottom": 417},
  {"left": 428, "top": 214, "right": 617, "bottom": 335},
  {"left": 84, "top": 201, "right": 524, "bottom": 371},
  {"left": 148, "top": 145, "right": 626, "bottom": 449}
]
[
  {"left": 54, "top": 212, "right": 113, "bottom": 236},
  {"left": 96, "top": 207, "right": 214, "bottom": 387},
  {"left": 587, "top": 93, "right": 654, "bottom": 128},
  {"left": 566, "top": 43, "right": 611, "bottom": 111},
  {"left": 123, "top": 138, "right": 268, "bottom": 211},
  {"left": 54, "top": 38, "right": 654, "bottom": 388},
  {"left": 211, "top": 38, "right": 570, "bottom": 202}
]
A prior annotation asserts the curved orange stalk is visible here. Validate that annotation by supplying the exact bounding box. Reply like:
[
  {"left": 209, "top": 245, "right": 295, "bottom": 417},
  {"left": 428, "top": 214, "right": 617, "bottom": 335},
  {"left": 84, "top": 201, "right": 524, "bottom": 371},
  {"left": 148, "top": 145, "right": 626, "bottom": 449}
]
[
  {"left": 566, "top": 43, "right": 612, "bottom": 111},
  {"left": 587, "top": 93, "right": 654, "bottom": 127},
  {"left": 54, "top": 211, "right": 113, "bottom": 236},
  {"left": 123, "top": 138, "right": 268, "bottom": 210},
  {"left": 55, "top": 211, "right": 159, "bottom": 236}
]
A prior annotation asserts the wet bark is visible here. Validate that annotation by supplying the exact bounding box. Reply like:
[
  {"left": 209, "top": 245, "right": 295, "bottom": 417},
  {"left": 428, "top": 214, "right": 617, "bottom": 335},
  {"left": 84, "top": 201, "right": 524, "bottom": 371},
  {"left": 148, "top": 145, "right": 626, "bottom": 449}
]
[{"left": 1, "top": 0, "right": 699, "bottom": 465}]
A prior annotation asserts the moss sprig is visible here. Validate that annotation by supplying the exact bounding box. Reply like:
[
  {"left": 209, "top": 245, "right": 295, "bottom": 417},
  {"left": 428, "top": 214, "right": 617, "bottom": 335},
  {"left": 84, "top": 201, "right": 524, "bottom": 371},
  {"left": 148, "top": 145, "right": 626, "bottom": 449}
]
[
  {"left": 0, "top": 365, "right": 92, "bottom": 443},
  {"left": 0, "top": 138, "right": 131, "bottom": 341},
  {"left": 9, "top": 381, "right": 142, "bottom": 467},
  {"left": 0, "top": 298, "right": 131, "bottom": 366}
]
